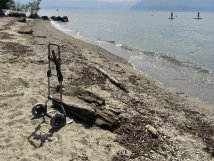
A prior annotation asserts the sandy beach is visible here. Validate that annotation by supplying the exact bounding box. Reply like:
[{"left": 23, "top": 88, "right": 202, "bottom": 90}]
[{"left": 0, "top": 17, "right": 213, "bottom": 161}]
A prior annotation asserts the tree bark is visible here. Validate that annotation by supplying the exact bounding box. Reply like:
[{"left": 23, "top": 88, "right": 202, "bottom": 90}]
[{"left": 52, "top": 95, "right": 120, "bottom": 130}]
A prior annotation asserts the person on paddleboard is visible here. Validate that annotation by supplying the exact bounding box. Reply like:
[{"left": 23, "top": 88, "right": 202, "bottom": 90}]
[{"left": 171, "top": 12, "right": 173, "bottom": 19}]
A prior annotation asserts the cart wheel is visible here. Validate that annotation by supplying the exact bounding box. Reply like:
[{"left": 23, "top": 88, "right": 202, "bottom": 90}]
[
  {"left": 50, "top": 114, "right": 66, "bottom": 129},
  {"left": 32, "top": 104, "right": 45, "bottom": 117}
]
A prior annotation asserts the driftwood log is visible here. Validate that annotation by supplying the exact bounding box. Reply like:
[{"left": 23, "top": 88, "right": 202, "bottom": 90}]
[
  {"left": 74, "top": 89, "right": 105, "bottom": 106},
  {"left": 52, "top": 95, "right": 120, "bottom": 130},
  {"left": 93, "top": 65, "right": 129, "bottom": 93},
  {"left": 18, "top": 18, "right": 26, "bottom": 23},
  {"left": 32, "top": 35, "right": 47, "bottom": 38},
  {"left": 52, "top": 96, "right": 97, "bottom": 124},
  {"left": 18, "top": 29, "right": 33, "bottom": 35}
]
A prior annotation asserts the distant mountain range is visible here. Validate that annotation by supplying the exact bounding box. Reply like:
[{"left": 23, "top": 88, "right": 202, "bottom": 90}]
[
  {"left": 132, "top": 0, "right": 214, "bottom": 11},
  {"left": 40, "top": 0, "right": 132, "bottom": 10}
]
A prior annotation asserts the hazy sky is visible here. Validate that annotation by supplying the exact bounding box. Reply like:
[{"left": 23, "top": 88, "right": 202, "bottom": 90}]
[
  {"left": 15, "top": 0, "right": 140, "bottom": 4},
  {"left": 14, "top": 0, "right": 214, "bottom": 11},
  {"left": 15, "top": 0, "right": 139, "bottom": 9},
  {"left": 132, "top": 0, "right": 214, "bottom": 11}
]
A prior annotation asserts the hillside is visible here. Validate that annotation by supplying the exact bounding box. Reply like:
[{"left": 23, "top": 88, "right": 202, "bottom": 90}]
[{"left": 132, "top": 0, "right": 214, "bottom": 11}]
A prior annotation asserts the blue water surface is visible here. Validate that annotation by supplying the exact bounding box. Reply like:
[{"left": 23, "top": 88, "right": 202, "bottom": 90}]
[{"left": 39, "top": 9, "right": 214, "bottom": 104}]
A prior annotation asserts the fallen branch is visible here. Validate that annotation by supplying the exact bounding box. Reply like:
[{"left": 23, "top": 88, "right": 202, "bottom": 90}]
[
  {"left": 32, "top": 35, "right": 46, "bottom": 38},
  {"left": 93, "top": 65, "right": 129, "bottom": 93},
  {"left": 18, "top": 29, "right": 33, "bottom": 35}
]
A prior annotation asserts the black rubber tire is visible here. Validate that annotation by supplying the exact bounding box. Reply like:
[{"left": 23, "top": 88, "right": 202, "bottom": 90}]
[
  {"left": 32, "top": 104, "right": 45, "bottom": 117},
  {"left": 50, "top": 113, "right": 66, "bottom": 129}
]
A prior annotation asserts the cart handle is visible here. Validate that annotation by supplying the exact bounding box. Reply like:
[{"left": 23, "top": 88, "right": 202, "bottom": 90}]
[{"left": 48, "top": 43, "right": 60, "bottom": 57}]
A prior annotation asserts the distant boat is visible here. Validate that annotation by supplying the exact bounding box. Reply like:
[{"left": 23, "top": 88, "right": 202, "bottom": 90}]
[
  {"left": 56, "top": 8, "right": 59, "bottom": 11},
  {"left": 169, "top": 12, "right": 175, "bottom": 20},
  {"left": 193, "top": 11, "right": 202, "bottom": 19}
]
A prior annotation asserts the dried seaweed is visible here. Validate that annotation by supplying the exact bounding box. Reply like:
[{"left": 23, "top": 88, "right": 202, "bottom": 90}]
[
  {"left": 179, "top": 109, "right": 214, "bottom": 156},
  {"left": 69, "top": 66, "right": 106, "bottom": 86},
  {"left": 0, "top": 20, "right": 15, "bottom": 31},
  {"left": 114, "top": 116, "right": 174, "bottom": 159},
  {"left": 0, "top": 32, "right": 14, "bottom": 39},
  {"left": 1, "top": 42, "right": 32, "bottom": 56},
  {"left": 112, "top": 153, "right": 129, "bottom": 161}
]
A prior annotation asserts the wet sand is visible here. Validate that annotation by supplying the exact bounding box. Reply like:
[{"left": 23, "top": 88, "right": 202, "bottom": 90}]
[{"left": 0, "top": 17, "right": 213, "bottom": 161}]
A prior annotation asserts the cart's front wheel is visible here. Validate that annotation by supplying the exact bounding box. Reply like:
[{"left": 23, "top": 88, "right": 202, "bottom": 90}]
[
  {"left": 32, "top": 104, "right": 45, "bottom": 117},
  {"left": 50, "top": 114, "right": 66, "bottom": 129}
]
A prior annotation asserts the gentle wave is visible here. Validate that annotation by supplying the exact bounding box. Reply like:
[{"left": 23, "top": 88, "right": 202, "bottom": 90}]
[
  {"left": 51, "top": 21, "right": 212, "bottom": 75},
  {"left": 106, "top": 40, "right": 143, "bottom": 53},
  {"left": 158, "top": 54, "right": 212, "bottom": 74},
  {"left": 51, "top": 21, "right": 62, "bottom": 30},
  {"left": 51, "top": 21, "right": 81, "bottom": 38},
  {"left": 106, "top": 40, "right": 213, "bottom": 74}
]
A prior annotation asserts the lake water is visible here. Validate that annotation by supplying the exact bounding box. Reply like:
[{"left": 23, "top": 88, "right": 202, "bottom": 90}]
[{"left": 39, "top": 9, "right": 214, "bottom": 104}]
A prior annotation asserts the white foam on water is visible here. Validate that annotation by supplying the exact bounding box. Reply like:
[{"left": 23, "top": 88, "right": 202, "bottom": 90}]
[
  {"left": 50, "top": 21, "right": 62, "bottom": 30},
  {"left": 115, "top": 43, "right": 123, "bottom": 47}
]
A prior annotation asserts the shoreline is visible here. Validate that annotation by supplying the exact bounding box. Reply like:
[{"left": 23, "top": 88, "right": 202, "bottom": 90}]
[
  {"left": 0, "top": 17, "right": 213, "bottom": 161},
  {"left": 50, "top": 19, "right": 214, "bottom": 105}
]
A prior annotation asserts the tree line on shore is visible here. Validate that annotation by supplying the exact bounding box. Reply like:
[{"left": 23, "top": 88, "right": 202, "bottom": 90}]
[
  {"left": 0, "top": 0, "right": 42, "bottom": 18},
  {"left": 0, "top": 0, "right": 69, "bottom": 22}
]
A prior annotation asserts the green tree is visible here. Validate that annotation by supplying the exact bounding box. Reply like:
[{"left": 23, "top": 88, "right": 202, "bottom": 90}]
[
  {"left": 27, "top": 0, "right": 42, "bottom": 18},
  {"left": 8, "top": 2, "right": 28, "bottom": 17},
  {"left": 0, "top": 0, "right": 14, "bottom": 9},
  {"left": 0, "top": 0, "right": 14, "bottom": 16}
]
